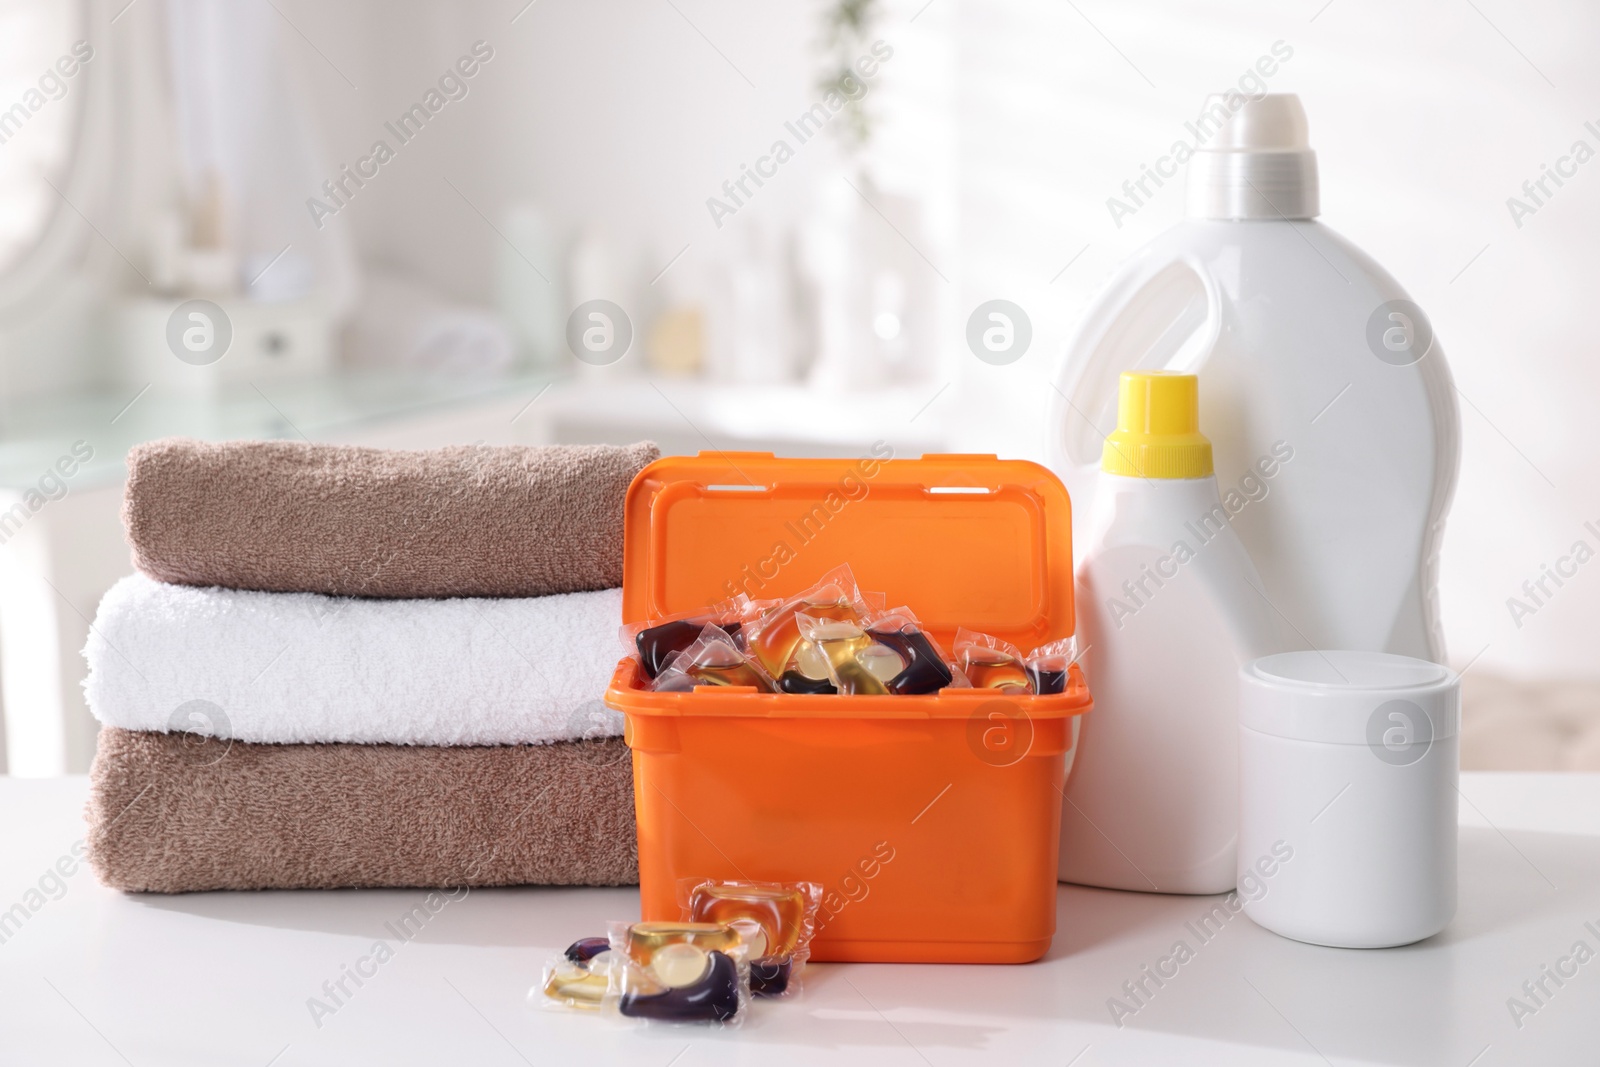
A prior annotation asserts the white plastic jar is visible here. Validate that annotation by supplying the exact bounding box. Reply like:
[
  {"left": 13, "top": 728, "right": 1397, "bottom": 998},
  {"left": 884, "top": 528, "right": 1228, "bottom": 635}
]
[{"left": 1238, "top": 650, "right": 1460, "bottom": 948}]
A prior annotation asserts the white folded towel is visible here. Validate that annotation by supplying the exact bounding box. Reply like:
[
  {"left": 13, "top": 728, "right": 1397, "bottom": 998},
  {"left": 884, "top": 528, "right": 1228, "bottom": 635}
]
[{"left": 82, "top": 574, "right": 624, "bottom": 746}]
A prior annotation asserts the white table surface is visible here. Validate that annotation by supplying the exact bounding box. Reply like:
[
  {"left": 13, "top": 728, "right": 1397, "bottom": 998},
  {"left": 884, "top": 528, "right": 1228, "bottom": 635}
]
[{"left": 2, "top": 772, "right": 1597, "bottom": 1066}]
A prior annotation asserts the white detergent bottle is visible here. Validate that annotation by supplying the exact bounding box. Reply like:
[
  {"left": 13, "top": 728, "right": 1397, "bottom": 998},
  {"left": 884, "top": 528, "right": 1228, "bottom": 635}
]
[
  {"left": 1047, "top": 93, "right": 1459, "bottom": 663},
  {"left": 1060, "top": 372, "right": 1287, "bottom": 893}
]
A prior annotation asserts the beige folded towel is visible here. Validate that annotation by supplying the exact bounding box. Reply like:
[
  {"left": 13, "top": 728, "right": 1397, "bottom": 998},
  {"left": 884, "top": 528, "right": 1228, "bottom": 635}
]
[
  {"left": 123, "top": 438, "right": 659, "bottom": 598},
  {"left": 86, "top": 727, "right": 638, "bottom": 892}
]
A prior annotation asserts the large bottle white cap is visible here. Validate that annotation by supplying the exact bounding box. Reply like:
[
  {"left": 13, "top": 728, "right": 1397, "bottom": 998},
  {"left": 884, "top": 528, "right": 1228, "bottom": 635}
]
[{"left": 1186, "top": 93, "right": 1319, "bottom": 220}]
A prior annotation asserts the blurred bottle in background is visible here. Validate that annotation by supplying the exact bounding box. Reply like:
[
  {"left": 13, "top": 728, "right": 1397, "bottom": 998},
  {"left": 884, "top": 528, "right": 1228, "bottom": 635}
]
[
  {"left": 705, "top": 217, "right": 802, "bottom": 385},
  {"left": 495, "top": 202, "right": 564, "bottom": 373},
  {"left": 566, "top": 227, "right": 639, "bottom": 380}
]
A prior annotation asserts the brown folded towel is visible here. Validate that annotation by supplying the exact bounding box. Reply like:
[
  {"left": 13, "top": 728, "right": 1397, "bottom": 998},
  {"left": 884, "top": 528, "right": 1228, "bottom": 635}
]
[
  {"left": 123, "top": 438, "right": 659, "bottom": 598},
  {"left": 86, "top": 727, "right": 637, "bottom": 892}
]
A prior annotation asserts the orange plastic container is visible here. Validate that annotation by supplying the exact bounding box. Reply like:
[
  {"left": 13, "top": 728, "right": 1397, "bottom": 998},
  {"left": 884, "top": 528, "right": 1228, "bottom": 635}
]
[{"left": 605, "top": 451, "right": 1092, "bottom": 963}]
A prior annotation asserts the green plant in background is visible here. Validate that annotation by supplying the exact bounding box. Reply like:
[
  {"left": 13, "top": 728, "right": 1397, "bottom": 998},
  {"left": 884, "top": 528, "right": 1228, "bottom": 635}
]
[{"left": 817, "top": 0, "right": 882, "bottom": 156}]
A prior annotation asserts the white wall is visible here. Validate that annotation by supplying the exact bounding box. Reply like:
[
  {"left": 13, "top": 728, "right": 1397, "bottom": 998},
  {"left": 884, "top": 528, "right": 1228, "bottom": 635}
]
[{"left": 286, "top": 0, "right": 844, "bottom": 304}]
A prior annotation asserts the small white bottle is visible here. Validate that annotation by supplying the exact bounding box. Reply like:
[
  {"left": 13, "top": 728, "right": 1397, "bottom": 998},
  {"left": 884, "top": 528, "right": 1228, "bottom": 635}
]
[{"left": 1060, "top": 372, "right": 1286, "bottom": 894}]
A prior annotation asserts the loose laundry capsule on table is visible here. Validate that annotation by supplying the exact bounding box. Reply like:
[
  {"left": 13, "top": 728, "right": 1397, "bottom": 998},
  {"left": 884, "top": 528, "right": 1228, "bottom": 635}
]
[
  {"left": 623, "top": 921, "right": 744, "bottom": 965},
  {"left": 747, "top": 959, "right": 793, "bottom": 996},
  {"left": 564, "top": 936, "right": 610, "bottom": 962},
  {"left": 542, "top": 961, "right": 608, "bottom": 1008},
  {"left": 617, "top": 949, "right": 741, "bottom": 1022},
  {"left": 614, "top": 921, "right": 747, "bottom": 1022},
  {"left": 541, "top": 936, "right": 613, "bottom": 1010},
  {"left": 649, "top": 942, "right": 715, "bottom": 987},
  {"left": 688, "top": 884, "right": 808, "bottom": 959},
  {"left": 685, "top": 881, "right": 820, "bottom": 996}
]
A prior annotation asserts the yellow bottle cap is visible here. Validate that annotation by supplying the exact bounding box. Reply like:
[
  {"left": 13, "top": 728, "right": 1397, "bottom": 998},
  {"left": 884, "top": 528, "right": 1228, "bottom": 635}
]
[{"left": 1101, "top": 371, "right": 1214, "bottom": 478}]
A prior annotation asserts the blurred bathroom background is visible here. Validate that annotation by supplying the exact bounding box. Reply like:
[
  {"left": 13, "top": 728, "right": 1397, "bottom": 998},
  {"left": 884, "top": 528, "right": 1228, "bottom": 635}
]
[{"left": 0, "top": 0, "right": 1595, "bottom": 774}]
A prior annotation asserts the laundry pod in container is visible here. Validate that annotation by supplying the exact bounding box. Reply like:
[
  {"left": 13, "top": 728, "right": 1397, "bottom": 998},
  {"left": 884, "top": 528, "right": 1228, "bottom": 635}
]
[
  {"left": 1060, "top": 371, "right": 1286, "bottom": 894},
  {"left": 1238, "top": 650, "right": 1459, "bottom": 949}
]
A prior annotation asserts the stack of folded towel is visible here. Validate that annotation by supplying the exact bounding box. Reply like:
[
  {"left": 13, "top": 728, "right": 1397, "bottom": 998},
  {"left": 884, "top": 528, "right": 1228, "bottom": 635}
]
[{"left": 82, "top": 437, "right": 658, "bottom": 893}]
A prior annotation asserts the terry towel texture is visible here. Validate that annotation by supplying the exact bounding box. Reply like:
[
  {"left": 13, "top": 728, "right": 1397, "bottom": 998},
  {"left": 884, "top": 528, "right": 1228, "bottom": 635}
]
[
  {"left": 123, "top": 437, "right": 659, "bottom": 598},
  {"left": 83, "top": 574, "right": 625, "bottom": 746},
  {"left": 86, "top": 726, "right": 638, "bottom": 892}
]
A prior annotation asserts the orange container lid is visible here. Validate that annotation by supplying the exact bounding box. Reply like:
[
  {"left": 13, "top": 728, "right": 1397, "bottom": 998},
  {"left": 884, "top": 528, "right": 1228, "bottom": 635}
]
[{"left": 621, "top": 450, "right": 1075, "bottom": 654}]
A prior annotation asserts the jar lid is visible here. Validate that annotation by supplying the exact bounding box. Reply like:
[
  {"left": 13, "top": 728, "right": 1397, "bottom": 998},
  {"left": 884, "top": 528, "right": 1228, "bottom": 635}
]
[{"left": 1240, "top": 650, "right": 1459, "bottom": 745}]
